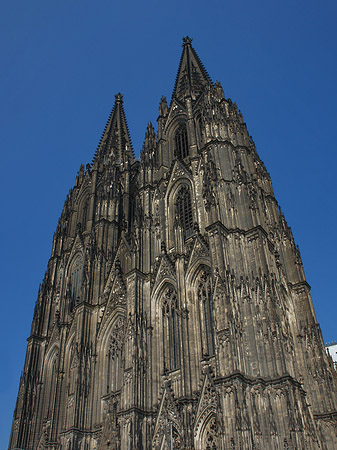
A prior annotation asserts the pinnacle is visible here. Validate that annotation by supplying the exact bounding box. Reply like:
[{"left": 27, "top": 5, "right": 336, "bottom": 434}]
[
  {"left": 158, "top": 96, "right": 168, "bottom": 118},
  {"left": 146, "top": 121, "right": 154, "bottom": 132},
  {"left": 142, "top": 121, "right": 155, "bottom": 151}
]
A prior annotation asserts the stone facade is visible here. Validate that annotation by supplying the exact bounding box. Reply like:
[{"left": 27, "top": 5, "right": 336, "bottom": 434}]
[{"left": 9, "top": 37, "right": 337, "bottom": 450}]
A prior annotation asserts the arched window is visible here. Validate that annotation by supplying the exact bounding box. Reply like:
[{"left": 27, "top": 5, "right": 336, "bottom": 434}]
[
  {"left": 105, "top": 319, "right": 124, "bottom": 394},
  {"left": 162, "top": 287, "right": 180, "bottom": 371},
  {"left": 198, "top": 270, "right": 215, "bottom": 357},
  {"left": 43, "top": 348, "right": 59, "bottom": 420},
  {"left": 46, "top": 358, "right": 57, "bottom": 418},
  {"left": 196, "top": 116, "right": 204, "bottom": 148},
  {"left": 174, "top": 124, "right": 189, "bottom": 159},
  {"left": 175, "top": 186, "right": 194, "bottom": 239},
  {"left": 70, "top": 256, "right": 83, "bottom": 309},
  {"left": 81, "top": 197, "right": 89, "bottom": 231}
]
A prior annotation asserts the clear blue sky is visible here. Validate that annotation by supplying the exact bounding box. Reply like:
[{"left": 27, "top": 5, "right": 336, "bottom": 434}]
[{"left": 1, "top": 0, "right": 337, "bottom": 447}]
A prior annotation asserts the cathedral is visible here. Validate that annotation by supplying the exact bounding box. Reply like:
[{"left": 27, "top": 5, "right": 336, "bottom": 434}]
[{"left": 9, "top": 37, "right": 337, "bottom": 450}]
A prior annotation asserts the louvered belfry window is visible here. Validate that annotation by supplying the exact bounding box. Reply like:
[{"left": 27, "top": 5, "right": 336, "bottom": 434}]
[
  {"left": 174, "top": 124, "right": 189, "bottom": 159},
  {"left": 176, "top": 186, "right": 194, "bottom": 239}
]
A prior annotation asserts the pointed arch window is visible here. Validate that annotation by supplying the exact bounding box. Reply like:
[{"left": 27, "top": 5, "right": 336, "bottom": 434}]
[
  {"left": 44, "top": 349, "right": 59, "bottom": 420},
  {"left": 106, "top": 339, "right": 122, "bottom": 394},
  {"left": 162, "top": 287, "right": 180, "bottom": 372},
  {"left": 47, "top": 358, "right": 57, "bottom": 418},
  {"left": 198, "top": 270, "right": 215, "bottom": 357},
  {"left": 175, "top": 185, "right": 194, "bottom": 239},
  {"left": 81, "top": 197, "right": 89, "bottom": 231},
  {"left": 174, "top": 124, "right": 189, "bottom": 160},
  {"left": 105, "top": 320, "right": 124, "bottom": 394},
  {"left": 196, "top": 115, "right": 204, "bottom": 148},
  {"left": 70, "top": 256, "right": 83, "bottom": 309}
]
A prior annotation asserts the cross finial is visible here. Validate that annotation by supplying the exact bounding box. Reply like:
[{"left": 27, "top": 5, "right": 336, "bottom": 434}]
[
  {"left": 182, "top": 36, "right": 193, "bottom": 46},
  {"left": 115, "top": 92, "right": 123, "bottom": 103}
]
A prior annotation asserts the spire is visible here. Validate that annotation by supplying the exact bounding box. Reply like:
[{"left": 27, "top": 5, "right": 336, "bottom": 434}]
[
  {"left": 158, "top": 96, "right": 168, "bottom": 118},
  {"left": 141, "top": 122, "right": 156, "bottom": 165},
  {"left": 172, "top": 36, "right": 212, "bottom": 102},
  {"left": 143, "top": 122, "right": 156, "bottom": 151},
  {"left": 92, "top": 93, "right": 134, "bottom": 166}
]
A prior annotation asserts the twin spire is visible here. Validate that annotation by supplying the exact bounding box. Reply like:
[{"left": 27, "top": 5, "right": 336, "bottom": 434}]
[
  {"left": 93, "top": 93, "right": 134, "bottom": 166},
  {"left": 172, "top": 36, "right": 212, "bottom": 101},
  {"left": 93, "top": 37, "right": 212, "bottom": 165}
]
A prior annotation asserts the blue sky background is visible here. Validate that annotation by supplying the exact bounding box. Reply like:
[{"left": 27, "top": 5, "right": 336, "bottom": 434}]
[{"left": 1, "top": 0, "right": 337, "bottom": 447}]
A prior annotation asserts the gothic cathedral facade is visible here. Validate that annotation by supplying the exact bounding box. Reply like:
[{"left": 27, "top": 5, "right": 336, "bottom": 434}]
[{"left": 9, "top": 37, "right": 337, "bottom": 450}]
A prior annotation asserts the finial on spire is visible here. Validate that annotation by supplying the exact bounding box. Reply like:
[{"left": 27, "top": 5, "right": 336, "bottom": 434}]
[
  {"left": 182, "top": 36, "right": 193, "bottom": 46},
  {"left": 115, "top": 92, "right": 123, "bottom": 103}
]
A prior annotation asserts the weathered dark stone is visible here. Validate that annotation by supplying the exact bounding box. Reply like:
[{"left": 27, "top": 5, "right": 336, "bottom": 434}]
[{"left": 8, "top": 37, "right": 337, "bottom": 450}]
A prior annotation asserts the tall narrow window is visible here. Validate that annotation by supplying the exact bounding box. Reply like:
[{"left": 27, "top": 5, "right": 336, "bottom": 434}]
[
  {"left": 45, "top": 351, "right": 58, "bottom": 419},
  {"left": 198, "top": 270, "right": 215, "bottom": 357},
  {"left": 162, "top": 287, "right": 180, "bottom": 371},
  {"left": 81, "top": 197, "right": 89, "bottom": 231},
  {"left": 175, "top": 186, "right": 194, "bottom": 239},
  {"left": 105, "top": 319, "right": 124, "bottom": 394},
  {"left": 106, "top": 338, "right": 121, "bottom": 394},
  {"left": 70, "top": 257, "right": 83, "bottom": 309},
  {"left": 174, "top": 124, "right": 189, "bottom": 159}
]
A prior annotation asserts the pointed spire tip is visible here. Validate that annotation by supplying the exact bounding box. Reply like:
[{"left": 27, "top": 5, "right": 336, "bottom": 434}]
[
  {"left": 182, "top": 36, "right": 193, "bottom": 46},
  {"left": 172, "top": 36, "right": 211, "bottom": 101}
]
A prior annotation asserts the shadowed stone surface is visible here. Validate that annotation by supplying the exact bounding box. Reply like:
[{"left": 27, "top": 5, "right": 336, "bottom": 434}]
[{"left": 9, "top": 38, "right": 337, "bottom": 450}]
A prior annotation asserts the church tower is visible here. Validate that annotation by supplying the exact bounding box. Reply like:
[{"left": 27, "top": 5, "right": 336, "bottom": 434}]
[{"left": 9, "top": 37, "right": 337, "bottom": 450}]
